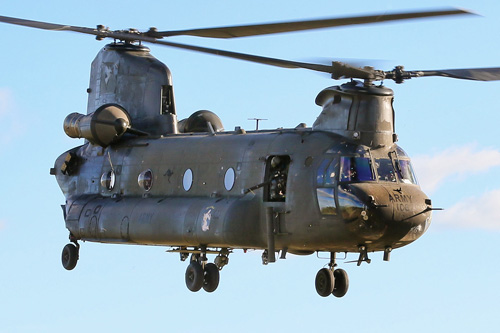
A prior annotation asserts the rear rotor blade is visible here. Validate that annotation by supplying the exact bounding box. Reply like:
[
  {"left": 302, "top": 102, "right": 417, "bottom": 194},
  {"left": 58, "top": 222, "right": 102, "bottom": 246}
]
[
  {"left": 155, "top": 8, "right": 474, "bottom": 38},
  {"left": 0, "top": 15, "right": 98, "bottom": 34},
  {"left": 0, "top": 14, "right": 337, "bottom": 72},
  {"left": 0, "top": 8, "right": 473, "bottom": 41},
  {"left": 0, "top": 14, "right": 159, "bottom": 42},
  {"left": 3, "top": 13, "right": 499, "bottom": 84}
]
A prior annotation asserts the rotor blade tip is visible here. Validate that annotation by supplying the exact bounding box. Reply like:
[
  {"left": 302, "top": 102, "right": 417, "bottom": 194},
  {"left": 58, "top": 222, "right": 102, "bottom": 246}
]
[{"left": 457, "top": 8, "right": 481, "bottom": 17}]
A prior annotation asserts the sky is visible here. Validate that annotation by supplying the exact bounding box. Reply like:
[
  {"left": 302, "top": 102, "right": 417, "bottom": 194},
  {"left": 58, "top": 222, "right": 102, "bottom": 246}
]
[{"left": 0, "top": 0, "right": 499, "bottom": 332}]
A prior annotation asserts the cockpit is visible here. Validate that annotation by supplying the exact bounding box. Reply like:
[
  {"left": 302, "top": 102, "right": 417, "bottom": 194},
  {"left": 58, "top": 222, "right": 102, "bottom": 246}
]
[{"left": 315, "top": 145, "right": 419, "bottom": 216}]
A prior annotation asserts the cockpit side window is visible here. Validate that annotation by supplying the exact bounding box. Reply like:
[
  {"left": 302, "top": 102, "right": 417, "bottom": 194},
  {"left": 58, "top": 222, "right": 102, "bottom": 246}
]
[
  {"left": 340, "top": 156, "right": 375, "bottom": 182},
  {"left": 396, "top": 159, "right": 418, "bottom": 184},
  {"left": 375, "top": 158, "right": 397, "bottom": 182},
  {"left": 316, "top": 157, "right": 338, "bottom": 186},
  {"left": 316, "top": 159, "right": 330, "bottom": 186},
  {"left": 316, "top": 157, "right": 339, "bottom": 215}
]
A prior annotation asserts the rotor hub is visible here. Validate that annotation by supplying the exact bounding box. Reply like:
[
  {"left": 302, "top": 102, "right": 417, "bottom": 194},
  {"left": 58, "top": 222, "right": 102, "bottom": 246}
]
[{"left": 104, "top": 42, "right": 150, "bottom": 52}]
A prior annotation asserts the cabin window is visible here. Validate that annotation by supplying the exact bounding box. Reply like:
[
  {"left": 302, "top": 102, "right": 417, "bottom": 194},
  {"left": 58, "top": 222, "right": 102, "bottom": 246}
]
[
  {"left": 339, "top": 156, "right": 375, "bottom": 182},
  {"left": 375, "top": 158, "right": 397, "bottom": 182},
  {"left": 396, "top": 159, "right": 418, "bottom": 184},
  {"left": 183, "top": 168, "right": 193, "bottom": 191},
  {"left": 138, "top": 169, "right": 153, "bottom": 191},
  {"left": 224, "top": 168, "right": 235, "bottom": 191},
  {"left": 100, "top": 170, "right": 115, "bottom": 191}
]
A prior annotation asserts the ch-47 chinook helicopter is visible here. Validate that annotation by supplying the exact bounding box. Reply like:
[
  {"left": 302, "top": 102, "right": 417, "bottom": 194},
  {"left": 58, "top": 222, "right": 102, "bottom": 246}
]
[{"left": 2, "top": 8, "right": 500, "bottom": 298}]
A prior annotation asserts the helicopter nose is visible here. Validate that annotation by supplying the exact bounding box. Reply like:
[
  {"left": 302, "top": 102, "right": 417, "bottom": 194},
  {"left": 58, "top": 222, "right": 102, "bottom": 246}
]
[
  {"left": 339, "top": 184, "right": 432, "bottom": 246},
  {"left": 383, "top": 187, "right": 432, "bottom": 244}
]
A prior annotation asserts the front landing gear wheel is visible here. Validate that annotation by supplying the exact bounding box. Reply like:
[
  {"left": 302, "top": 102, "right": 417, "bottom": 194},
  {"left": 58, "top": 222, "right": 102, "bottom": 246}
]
[
  {"left": 315, "top": 268, "right": 334, "bottom": 297},
  {"left": 61, "top": 243, "right": 79, "bottom": 270},
  {"left": 203, "top": 263, "right": 220, "bottom": 293},
  {"left": 185, "top": 261, "right": 204, "bottom": 292},
  {"left": 332, "top": 268, "right": 349, "bottom": 298}
]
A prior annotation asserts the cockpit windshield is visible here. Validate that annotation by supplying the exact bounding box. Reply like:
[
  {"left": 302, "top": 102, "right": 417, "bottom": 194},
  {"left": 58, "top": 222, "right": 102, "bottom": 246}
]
[
  {"left": 396, "top": 159, "right": 418, "bottom": 184},
  {"left": 317, "top": 152, "right": 418, "bottom": 185},
  {"left": 339, "top": 156, "right": 375, "bottom": 182},
  {"left": 375, "top": 158, "right": 397, "bottom": 182},
  {"left": 375, "top": 157, "right": 418, "bottom": 184}
]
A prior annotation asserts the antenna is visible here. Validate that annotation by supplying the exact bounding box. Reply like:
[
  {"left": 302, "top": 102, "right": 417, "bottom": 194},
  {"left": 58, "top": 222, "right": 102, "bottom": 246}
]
[{"left": 248, "top": 118, "right": 267, "bottom": 130}]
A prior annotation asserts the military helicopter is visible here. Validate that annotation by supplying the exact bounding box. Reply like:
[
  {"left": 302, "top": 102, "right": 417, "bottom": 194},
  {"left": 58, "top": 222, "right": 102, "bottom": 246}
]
[{"left": 2, "top": 9, "right": 500, "bottom": 298}]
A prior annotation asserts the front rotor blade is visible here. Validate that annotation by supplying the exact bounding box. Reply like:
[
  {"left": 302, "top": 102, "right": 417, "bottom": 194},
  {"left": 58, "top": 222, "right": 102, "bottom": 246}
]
[
  {"left": 418, "top": 68, "right": 500, "bottom": 81},
  {"left": 149, "top": 39, "right": 385, "bottom": 81},
  {"left": 152, "top": 38, "right": 334, "bottom": 73},
  {"left": 156, "top": 8, "right": 473, "bottom": 38}
]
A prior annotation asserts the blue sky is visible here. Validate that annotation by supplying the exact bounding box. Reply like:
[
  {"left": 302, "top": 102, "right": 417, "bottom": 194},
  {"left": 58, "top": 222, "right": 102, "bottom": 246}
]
[{"left": 1, "top": 0, "right": 499, "bottom": 332}]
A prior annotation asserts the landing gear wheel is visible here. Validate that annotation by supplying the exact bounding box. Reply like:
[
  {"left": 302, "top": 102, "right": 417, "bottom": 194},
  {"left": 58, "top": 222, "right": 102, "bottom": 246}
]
[
  {"left": 202, "top": 263, "right": 220, "bottom": 293},
  {"left": 185, "top": 261, "right": 204, "bottom": 292},
  {"left": 332, "top": 268, "right": 349, "bottom": 298},
  {"left": 315, "top": 268, "right": 334, "bottom": 297},
  {"left": 61, "top": 243, "right": 78, "bottom": 270}
]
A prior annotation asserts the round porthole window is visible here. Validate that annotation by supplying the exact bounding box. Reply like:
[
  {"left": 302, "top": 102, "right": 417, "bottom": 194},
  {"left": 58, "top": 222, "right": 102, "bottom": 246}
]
[
  {"left": 100, "top": 170, "right": 116, "bottom": 191},
  {"left": 138, "top": 169, "right": 153, "bottom": 191},
  {"left": 224, "top": 167, "right": 235, "bottom": 191},
  {"left": 183, "top": 168, "right": 193, "bottom": 191}
]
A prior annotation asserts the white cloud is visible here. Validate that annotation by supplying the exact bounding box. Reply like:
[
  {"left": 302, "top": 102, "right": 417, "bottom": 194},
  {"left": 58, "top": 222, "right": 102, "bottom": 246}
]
[
  {"left": 412, "top": 145, "right": 500, "bottom": 231},
  {"left": 412, "top": 145, "right": 500, "bottom": 193},
  {"left": 434, "top": 189, "right": 500, "bottom": 231}
]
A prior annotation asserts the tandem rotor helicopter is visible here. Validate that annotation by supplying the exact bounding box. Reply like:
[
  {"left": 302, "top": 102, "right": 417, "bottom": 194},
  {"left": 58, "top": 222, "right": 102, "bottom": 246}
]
[{"left": 2, "top": 9, "right": 500, "bottom": 298}]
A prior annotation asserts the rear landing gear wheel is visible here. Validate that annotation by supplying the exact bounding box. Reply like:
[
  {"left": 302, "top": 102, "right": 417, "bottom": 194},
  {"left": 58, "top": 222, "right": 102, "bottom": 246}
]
[
  {"left": 202, "top": 263, "right": 220, "bottom": 293},
  {"left": 185, "top": 261, "right": 204, "bottom": 292},
  {"left": 315, "top": 268, "right": 334, "bottom": 297},
  {"left": 61, "top": 243, "right": 79, "bottom": 270},
  {"left": 332, "top": 268, "right": 349, "bottom": 298}
]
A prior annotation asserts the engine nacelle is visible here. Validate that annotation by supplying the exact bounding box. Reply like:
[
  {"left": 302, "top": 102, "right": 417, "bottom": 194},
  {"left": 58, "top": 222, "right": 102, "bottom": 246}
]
[
  {"left": 178, "top": 110, "right": 224, "bottom": 133},
  {"left": 64, "top": 104, "right": 131, "bottom": 147}
]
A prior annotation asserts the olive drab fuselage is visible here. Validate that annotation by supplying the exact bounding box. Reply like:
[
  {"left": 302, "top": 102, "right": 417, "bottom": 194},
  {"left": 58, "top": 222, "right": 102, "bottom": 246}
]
[{"left": 55, "top": 129, "right": 431, "bottom": 255}]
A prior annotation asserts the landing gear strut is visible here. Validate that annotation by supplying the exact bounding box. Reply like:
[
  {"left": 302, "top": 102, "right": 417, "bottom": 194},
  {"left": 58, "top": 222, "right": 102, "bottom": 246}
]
[{"left": 315, "top": 252, "right": 349, "bottom": 298}]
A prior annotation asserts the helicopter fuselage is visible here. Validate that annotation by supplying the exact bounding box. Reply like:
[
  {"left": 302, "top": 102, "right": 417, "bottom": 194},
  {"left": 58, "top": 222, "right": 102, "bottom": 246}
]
[
  {"left": 54, "top": 128, "right": 431, "bottom": 256},
  {"left": 44, "top": 42, "right": 437, "bottom": 295}
]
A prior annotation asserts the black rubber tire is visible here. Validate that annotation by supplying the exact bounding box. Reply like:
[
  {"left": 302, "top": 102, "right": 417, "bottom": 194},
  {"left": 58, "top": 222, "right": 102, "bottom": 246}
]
[
  {"left": 185, "top": 261, "right": 204, "bottom": 292},
  {"left": 202, "top": 263, "right": 220, "bottom": 293},
  {"left": 61, "top": 243, "right": 78, "bottom": 270},
  {"left": 315, "top": 268, "right": 334, "bottom": 297},
  {"left": 332, "top": 268, "right": 349, "bottom": 298}
]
